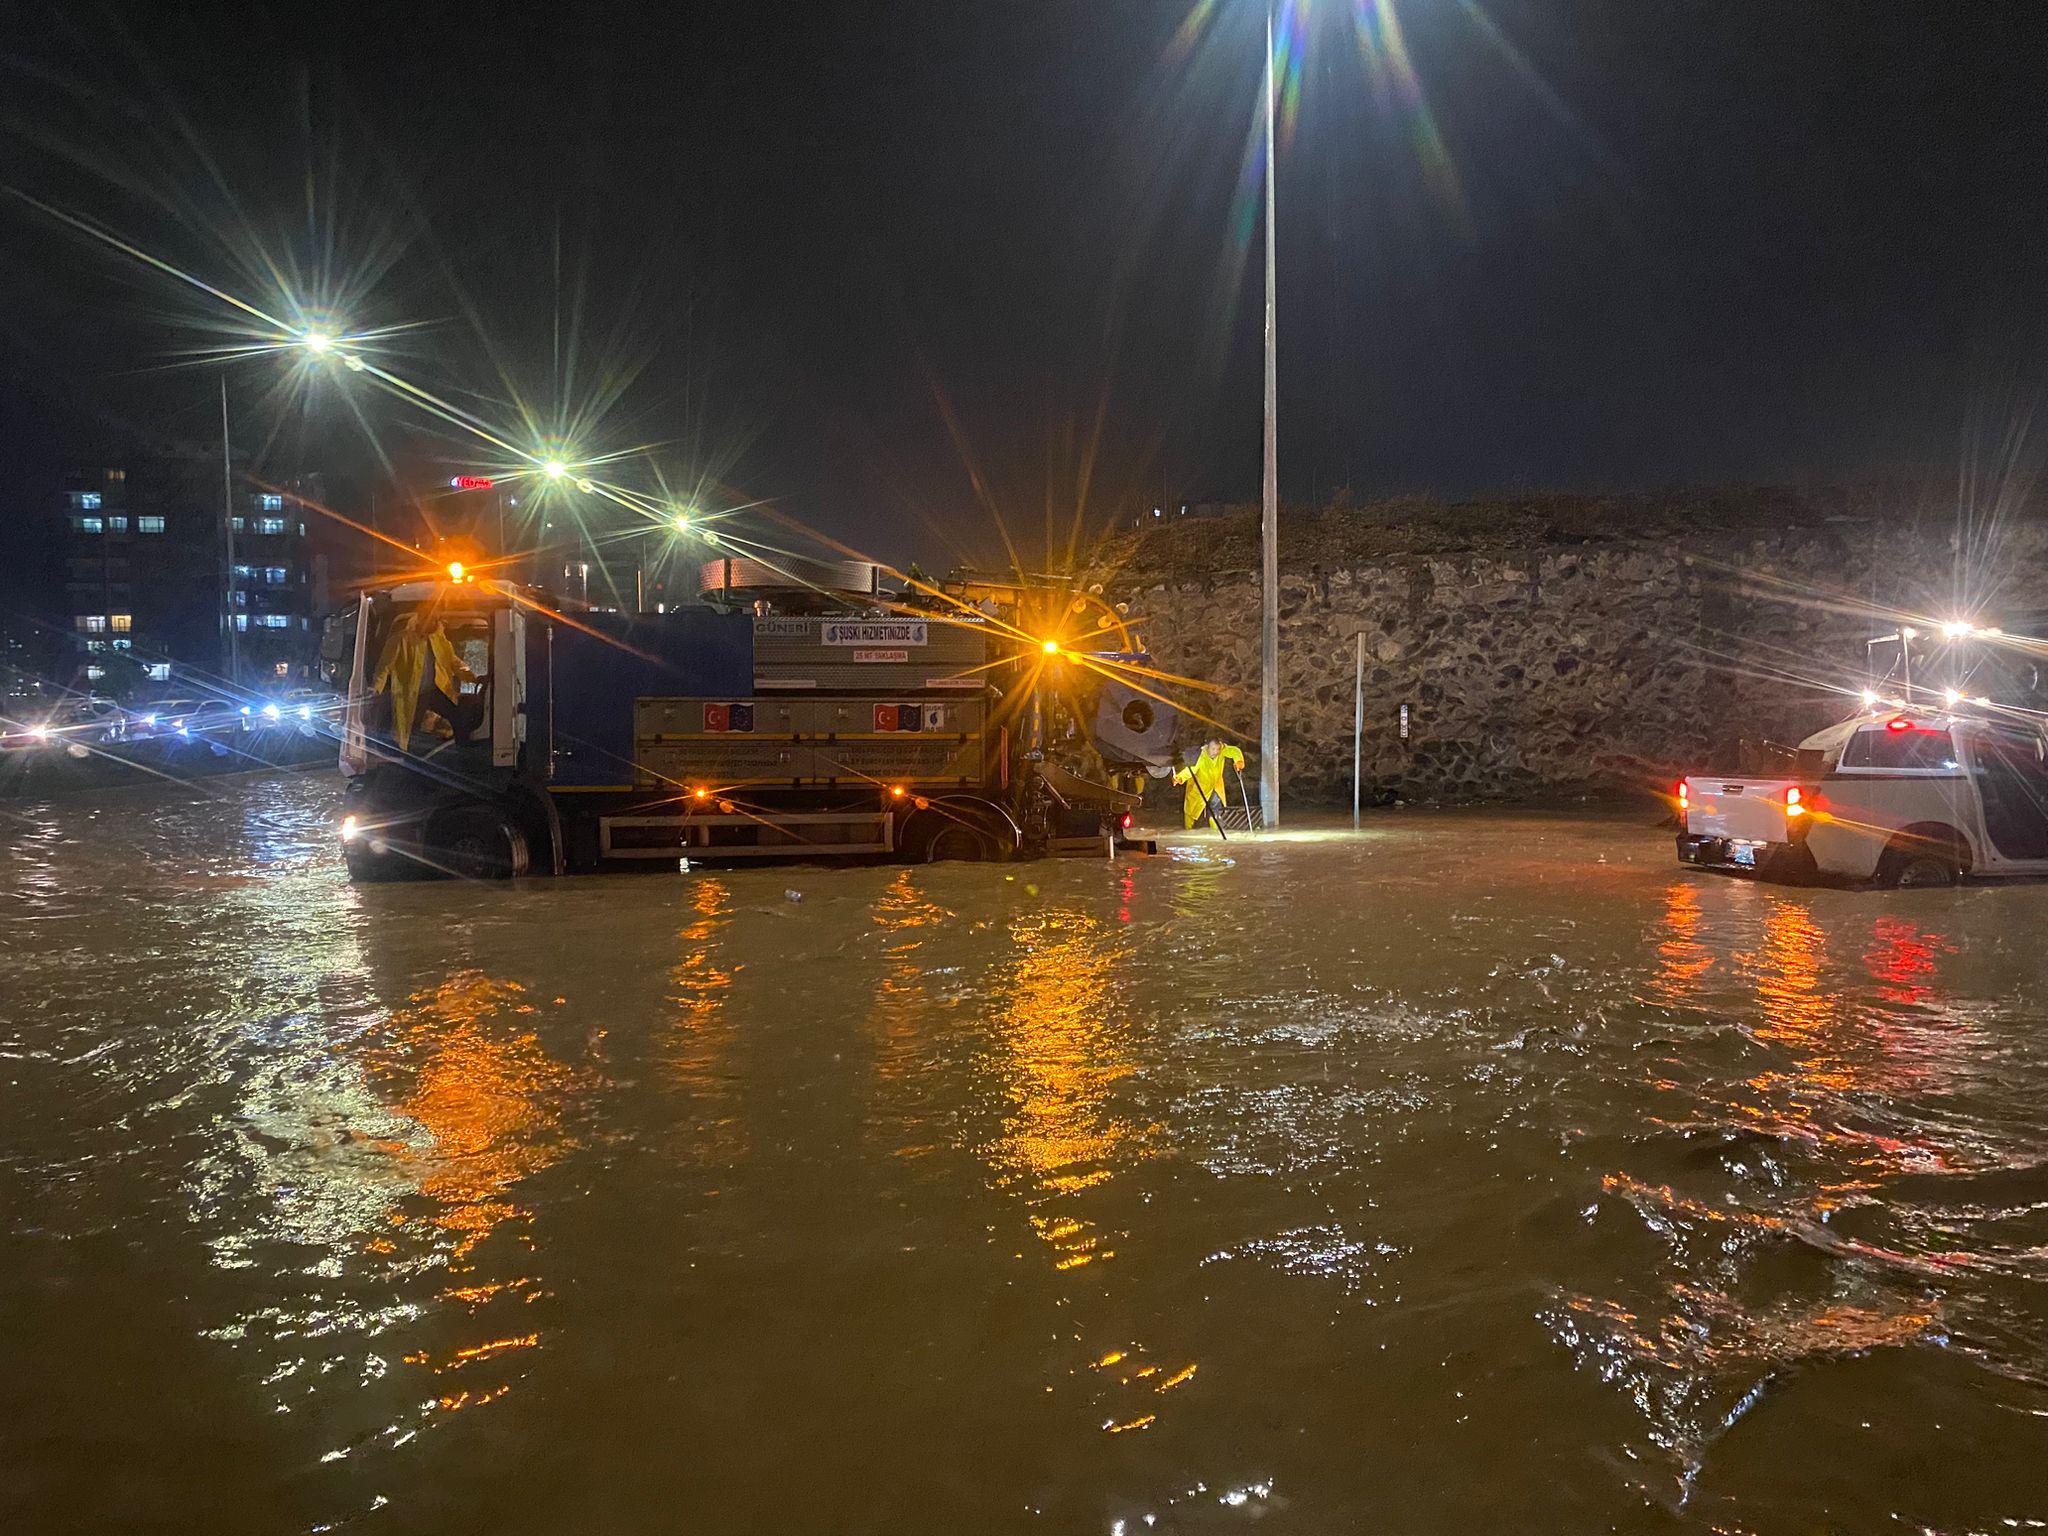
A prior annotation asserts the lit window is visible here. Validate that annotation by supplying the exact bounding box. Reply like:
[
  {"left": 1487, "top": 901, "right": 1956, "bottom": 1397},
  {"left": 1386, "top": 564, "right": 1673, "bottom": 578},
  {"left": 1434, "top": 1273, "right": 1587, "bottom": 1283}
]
[
  {"left": 84, "top": 664, "right": 105, "bottom": 681},
  {"left": 231, "top": 516, "right": 245, "bottom": 533},
  {"left": 232, "top": 614, "right": 249, "bottom": 632},
  {"left": 231, "top": 591, "right": 247, "bottom": 608},
  {"left": 71, "top": 491, "right": 102, "bottom": 510},
  {"left": 85, "top": 639, "right": 108, "bottom": 653},
  {"left": 255, "top": 517, "right": 287, "bottom": 535},
  {"left": 232, "top": 564, "right": 253, "bottom": 581},
  {"left": 257, "top": 614, "right": 291, "bottom": 629},
  {"left": 72, "top": 516, "right": 103, "bottom": 534},
  {"left": 257, "top": 493, "right": 283, "bottom": 511},
  {"left": 110, "top": 614, "right": 131, "bottom": 633},
  {"left": 107, "top": 515, "right": 129, "bottom": 532},
  {"left": 266, "top": 565, "right": 289, "bottom": 584},
  {"left": 137, "top": 515, "right": 165, "bottom": 534},
  {"left": 111, "top": 638, "right": 132, "bottom": 652},
  {"left": 274, "top": 661, "right": 291, "bottom": 677},
  {"left": 76, "top": 615, "right": 107, "bottom": 633},
  {"left": 297, "top": 522, "right": 306, "bottom": 536},
  {"left": 146, "top": 662, "right": 170, "bottom": 681}
]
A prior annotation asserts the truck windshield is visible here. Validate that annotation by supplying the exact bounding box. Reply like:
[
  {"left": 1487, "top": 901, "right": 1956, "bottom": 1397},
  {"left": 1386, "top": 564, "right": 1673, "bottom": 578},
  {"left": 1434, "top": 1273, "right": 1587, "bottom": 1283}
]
[
  {"left": 1840, "top": 724, "right": 1960, "bottom": 772},
  {"left": 359, "top": 599, "right": 493, "bottom": 751}
]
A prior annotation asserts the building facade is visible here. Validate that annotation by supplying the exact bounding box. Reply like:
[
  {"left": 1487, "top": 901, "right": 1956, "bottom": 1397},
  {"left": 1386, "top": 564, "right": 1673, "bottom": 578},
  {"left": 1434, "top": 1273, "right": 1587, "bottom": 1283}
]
[{"left": 58, "top": 450, "right": 325, "bottom": 694}]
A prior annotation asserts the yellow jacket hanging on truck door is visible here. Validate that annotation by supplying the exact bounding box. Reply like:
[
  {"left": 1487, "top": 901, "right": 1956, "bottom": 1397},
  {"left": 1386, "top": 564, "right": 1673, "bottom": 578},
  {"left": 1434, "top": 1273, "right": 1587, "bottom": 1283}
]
[{"left": 1173, "top": 740, "right": 1244, "bottom": 828}]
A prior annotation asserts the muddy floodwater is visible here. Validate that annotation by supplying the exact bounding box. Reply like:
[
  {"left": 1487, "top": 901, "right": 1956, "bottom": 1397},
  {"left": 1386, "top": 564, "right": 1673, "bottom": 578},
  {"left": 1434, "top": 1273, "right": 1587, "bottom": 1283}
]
[{"left": 4, "top": 773, "right": 2047, "bottom": 1533}]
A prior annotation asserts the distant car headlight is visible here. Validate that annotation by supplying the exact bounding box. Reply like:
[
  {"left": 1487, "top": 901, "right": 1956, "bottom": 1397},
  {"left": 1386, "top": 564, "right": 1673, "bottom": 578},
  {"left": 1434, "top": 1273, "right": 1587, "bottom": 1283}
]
[{"left": 261, "top": 703, "right": 281, "bottom": 721}]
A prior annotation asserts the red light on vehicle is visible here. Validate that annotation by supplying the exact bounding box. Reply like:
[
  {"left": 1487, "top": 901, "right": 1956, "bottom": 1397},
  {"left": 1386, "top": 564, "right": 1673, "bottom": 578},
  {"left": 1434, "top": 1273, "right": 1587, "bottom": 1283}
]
[
  {"left": 1785, "top": 786, "right": 1805, "bottom": 817},
  {"left": 1676, "top": 779, "right": 1689, "bottom": 808},
  {"left": 1119, "top": 812, "right": 1134, "bottom": 830},
  {"left": 692, "top": 787, "right": 709, "bottom": 801},
  {"left": 889, "top": 785, "right": 905, "bottom": 798},
  {"left": 1886, "top": 716, "right": 1913, "bottom": 732},
  {"left": 449, "top": 475, "right": 495, "bottom": 490}
]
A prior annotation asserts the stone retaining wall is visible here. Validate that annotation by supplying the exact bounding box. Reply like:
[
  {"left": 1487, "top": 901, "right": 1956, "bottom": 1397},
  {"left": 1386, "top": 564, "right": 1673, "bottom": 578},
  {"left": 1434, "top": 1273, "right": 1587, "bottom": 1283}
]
[{"left": 1111, "top": 505, "right": 2047, "bottom": 802}]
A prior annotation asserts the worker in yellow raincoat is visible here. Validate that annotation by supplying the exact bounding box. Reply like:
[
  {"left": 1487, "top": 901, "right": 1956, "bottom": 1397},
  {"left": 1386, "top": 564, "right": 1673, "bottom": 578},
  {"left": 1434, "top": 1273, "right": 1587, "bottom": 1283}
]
[
  {"left": 1172, "top": 738, "right": 1245, "bottom": 830},
  {"left": 370, "top": 608, "right": 480, "bottom": 753}
]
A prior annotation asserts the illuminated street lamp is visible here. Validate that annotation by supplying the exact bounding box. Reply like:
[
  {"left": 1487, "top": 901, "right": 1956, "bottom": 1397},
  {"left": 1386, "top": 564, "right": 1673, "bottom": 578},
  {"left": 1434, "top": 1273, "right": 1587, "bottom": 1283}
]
[{"left": 542, "top": 460, "right": 567, "bottom": 481}]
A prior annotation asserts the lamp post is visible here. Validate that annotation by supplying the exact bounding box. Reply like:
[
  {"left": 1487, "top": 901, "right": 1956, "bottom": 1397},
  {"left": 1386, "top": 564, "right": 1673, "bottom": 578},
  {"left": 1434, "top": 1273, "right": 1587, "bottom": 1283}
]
[
  {"left": 1259, "top": 0, "right": 1282, "bottom": 828},
  {"left": 219, "top": 374, "right": 240, "bottom": 684}
]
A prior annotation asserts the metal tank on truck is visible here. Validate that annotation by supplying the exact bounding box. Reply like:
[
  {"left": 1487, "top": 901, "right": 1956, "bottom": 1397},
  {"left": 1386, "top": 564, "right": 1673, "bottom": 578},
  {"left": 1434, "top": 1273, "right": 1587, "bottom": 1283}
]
[{"left": 334, "top": 555, "right": 1190, "bottom": 878}]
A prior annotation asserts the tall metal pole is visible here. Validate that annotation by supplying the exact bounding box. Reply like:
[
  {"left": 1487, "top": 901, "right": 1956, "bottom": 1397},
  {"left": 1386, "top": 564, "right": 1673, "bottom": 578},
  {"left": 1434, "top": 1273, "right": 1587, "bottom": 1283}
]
[
  {"left": 1259, "top": 0, "right": 1282, "bottom": 828},
  {"left": 219, "top": 374, "right": 240, "bottom": 684}
]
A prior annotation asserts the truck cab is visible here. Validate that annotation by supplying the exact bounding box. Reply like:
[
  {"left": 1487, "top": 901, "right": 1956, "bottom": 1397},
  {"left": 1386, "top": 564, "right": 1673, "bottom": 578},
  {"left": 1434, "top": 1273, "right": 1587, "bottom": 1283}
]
[{"left": 1677, "top": 708, "right": 2048, "bottom": 887}]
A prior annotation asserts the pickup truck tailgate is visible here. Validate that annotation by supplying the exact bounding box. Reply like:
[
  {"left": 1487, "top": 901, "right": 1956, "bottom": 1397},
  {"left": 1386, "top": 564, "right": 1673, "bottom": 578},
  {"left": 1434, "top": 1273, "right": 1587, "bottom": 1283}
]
[{"left": 1687, "top": 778, "right": 1796, "bottom": 843}]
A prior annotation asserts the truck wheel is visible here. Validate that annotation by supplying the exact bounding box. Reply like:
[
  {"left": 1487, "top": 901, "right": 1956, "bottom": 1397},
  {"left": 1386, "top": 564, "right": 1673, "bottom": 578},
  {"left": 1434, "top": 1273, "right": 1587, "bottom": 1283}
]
[
  {"left": 925, "top": 824, "right": 993, "bottom": 862},
  {"left": 431, "top": 809, "right": 528, "bottom": 880},
  {"left": 1879, "top": 845, "right": 1959, "bottom": 889}
]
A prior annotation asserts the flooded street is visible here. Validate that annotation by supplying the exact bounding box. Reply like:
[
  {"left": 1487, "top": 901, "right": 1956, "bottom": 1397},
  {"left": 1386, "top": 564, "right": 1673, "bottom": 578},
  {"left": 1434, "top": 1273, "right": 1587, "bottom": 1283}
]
[{"left": 4, "top": 772, "right": 2047, "bottom": 1533}]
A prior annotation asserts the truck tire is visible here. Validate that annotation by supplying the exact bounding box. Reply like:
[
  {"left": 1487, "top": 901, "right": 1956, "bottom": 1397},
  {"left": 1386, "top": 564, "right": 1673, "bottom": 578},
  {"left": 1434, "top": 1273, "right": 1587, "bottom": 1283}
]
[
  {"left": 925, "top": 823, "right": 995, "bottom": 862},
  {"left": 1877, "top": 832, "right": 1963, "bottom": 889},
  {"left": 430, "top": 808, "right": 529, "bottom": 880}
]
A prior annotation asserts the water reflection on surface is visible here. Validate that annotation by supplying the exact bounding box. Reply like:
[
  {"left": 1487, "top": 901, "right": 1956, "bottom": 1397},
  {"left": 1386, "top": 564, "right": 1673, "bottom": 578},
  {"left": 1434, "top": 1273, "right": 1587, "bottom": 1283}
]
[{"left": 4, "top": 782, "right": 2048, "bottom": 1533}]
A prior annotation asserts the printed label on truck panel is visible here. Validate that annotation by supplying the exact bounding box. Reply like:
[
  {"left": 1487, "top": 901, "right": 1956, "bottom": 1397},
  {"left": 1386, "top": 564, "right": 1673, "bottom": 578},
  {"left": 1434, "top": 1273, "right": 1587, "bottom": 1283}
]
[{"left": 822, "top": 621, "right": 927, "bottom": 647}]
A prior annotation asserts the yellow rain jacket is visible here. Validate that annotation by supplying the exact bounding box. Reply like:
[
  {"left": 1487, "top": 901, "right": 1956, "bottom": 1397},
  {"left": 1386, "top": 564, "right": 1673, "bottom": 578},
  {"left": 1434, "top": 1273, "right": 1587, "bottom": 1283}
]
[
  {"left": 370, "top": 612, "right": 478, "bottom": 752},
  {"left": 1172, "top": 744, "right": 1245, "bottom": 828}
]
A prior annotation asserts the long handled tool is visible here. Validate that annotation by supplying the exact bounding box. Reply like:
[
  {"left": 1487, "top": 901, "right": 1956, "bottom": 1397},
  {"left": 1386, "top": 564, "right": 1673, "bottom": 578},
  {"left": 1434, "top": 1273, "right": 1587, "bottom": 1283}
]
[{"left": 1232, "top": 762, "right": 1258, "bottom": 834}]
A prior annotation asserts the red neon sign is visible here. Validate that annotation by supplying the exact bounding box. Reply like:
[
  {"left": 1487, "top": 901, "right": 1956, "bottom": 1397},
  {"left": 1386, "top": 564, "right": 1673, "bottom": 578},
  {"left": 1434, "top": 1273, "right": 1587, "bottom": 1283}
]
[{"left": 449, "top": 475, "right": 496, "bottom": 490}]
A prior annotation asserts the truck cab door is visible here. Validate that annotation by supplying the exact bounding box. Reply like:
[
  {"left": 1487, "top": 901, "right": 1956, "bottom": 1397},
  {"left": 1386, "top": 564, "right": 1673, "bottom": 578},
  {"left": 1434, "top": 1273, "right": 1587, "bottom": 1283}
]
[
  {"left": 339, "top": 593, "right": 374, "bottom": 777},
  {"left": 1968, "top": 726, "right": 2048, "bottom": 865},
  {"left": 490, "top": 606, "right": 526, "bottom": 770}
]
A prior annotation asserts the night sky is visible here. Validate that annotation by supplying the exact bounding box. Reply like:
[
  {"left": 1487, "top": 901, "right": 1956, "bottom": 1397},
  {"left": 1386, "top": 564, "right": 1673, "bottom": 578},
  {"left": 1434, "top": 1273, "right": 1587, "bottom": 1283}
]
[{"left": 5, "top": 0, "right": 2048, "bottom": 607}]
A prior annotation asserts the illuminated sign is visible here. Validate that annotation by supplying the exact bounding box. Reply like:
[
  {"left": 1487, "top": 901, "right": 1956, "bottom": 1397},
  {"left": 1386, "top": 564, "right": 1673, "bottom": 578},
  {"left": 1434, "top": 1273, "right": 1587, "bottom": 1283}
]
[{"left": 448, "top": 476, "right": 496, "bottom": 490}]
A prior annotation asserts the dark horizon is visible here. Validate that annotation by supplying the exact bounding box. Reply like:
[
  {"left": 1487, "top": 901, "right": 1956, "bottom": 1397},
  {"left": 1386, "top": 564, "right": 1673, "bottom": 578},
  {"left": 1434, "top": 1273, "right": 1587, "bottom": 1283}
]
[{"left": 6, "top": 0, "right": 2048, "bottom": 614}]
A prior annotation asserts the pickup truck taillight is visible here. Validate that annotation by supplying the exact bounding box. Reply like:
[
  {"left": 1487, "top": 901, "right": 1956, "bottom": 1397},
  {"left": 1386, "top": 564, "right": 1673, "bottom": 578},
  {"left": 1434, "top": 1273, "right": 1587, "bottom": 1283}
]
[
  {"left": 1785, "top": 785, "right": 1826, "bottom": 841},
  {"left": 1676, "top": 778, "right": 1690, "bottom": 830}
]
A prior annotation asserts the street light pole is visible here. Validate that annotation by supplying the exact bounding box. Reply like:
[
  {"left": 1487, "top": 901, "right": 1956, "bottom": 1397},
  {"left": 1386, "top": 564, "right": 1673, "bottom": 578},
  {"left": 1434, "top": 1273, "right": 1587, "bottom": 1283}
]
[
  {"left": 219, "top": 373, "right": 241, "bottom": 684},
  {"left": 1259, "top": 0, "right": 1282, "bottom": 827}
]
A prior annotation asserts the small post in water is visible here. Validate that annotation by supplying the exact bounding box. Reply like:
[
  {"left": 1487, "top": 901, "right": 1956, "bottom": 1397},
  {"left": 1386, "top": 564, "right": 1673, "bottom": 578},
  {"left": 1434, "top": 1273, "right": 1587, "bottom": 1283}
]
[{"left": 1352, "top": 630, "right": 1364, "bottom": 829}]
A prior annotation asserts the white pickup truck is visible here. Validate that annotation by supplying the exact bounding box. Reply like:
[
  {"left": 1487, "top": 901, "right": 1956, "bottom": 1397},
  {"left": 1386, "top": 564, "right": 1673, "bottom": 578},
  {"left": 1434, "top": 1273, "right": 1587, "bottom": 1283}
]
[{"left": 1676, "top": 708, "right": 2048, "bottom": 887}]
